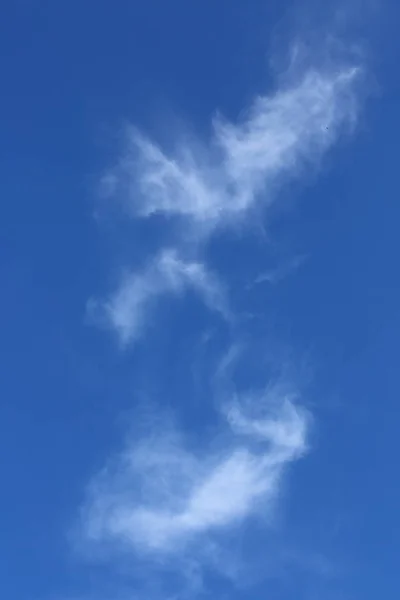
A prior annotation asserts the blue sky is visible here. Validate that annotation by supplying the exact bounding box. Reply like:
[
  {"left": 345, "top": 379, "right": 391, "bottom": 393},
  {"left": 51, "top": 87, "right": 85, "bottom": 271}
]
[{"left": 1, "top": 1, "right": 400, "bottom": 599}]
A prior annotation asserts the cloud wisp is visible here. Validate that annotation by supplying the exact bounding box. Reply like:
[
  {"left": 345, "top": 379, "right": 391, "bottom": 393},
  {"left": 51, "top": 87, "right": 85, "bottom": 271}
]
[
  {"left": 102, "top": 65, "right": 361, "bottom": 237},
  {"left": 88, "top": 249, "right": 229, "bottom": 346},
  {"left": 252, "top": 254, "right": 308, "bottom": 287},
  {"left": 80, "top": 391, "right": 308, "bottom": 565}
]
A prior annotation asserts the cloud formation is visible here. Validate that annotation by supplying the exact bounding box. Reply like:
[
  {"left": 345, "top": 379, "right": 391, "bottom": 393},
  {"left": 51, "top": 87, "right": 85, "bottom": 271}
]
[
  {"left": 102, "top": 66, "right": 361, "bottom": 236},
  {"left": 80, "top": 36, "right": 367, "bottom": 600},
  {"left": 89, "top": 249, "right": 228, "bottom": 345},
  {"left": 93, "top": 61, "right": 364, "bottom": 347},
  {"left": 81, "top": 391, "right": 308, "bottom": 561}
]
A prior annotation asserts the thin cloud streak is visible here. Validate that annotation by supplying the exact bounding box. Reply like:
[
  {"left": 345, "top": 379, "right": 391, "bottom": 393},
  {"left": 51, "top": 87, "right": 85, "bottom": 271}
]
[
  {"left": 252, "top": 255, "right": 308, "bottom": 286},
  {"left": 102, "top": 66, "right": 361, "bottom": 236},
  {"left": 88, "top": 249, "right": 229, "bottom": 345}
]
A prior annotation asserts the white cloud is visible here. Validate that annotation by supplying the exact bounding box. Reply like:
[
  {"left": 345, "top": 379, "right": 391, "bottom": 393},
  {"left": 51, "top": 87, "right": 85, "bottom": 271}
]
[
  {"left": 102, "top": 66, "right": 361, "bottom": 235},
  {"left": 80, "top": 392, "right": 308, "bottom": 561},
  {"left": 82, "top": 39, "right": 367, "bottom": 600},
  {"left": 89, "top": 249, "right": 228, "bottom": 345},
  {"left": 94, "top": 62, "right": 364, "bottom": 347}
]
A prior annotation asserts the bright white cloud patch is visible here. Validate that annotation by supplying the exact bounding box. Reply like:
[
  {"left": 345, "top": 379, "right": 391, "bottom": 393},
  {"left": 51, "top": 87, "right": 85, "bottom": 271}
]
[
  {"left": 102, "top": 66, "right": 360, "bottom": 234},
  {"left": 81, "top": 394, "right": 308, "bottom": 558},
  {"left": 89, "top": 249, "right": 228, "bottom": 345}
]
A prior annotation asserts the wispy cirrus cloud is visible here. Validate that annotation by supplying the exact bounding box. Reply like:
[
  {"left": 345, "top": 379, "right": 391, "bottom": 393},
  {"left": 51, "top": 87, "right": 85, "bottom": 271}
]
[
  {"left": 78, "top": 31, "right": 369, "bottom": 600},
  {"left": 80, "top": 390, "right": 308, "bottom": 563},
  {"left": 92, "top": 61, "right": 363, "bottom": 349},
  {"left": 88, "top": 249, "right": 229, "bottom": 345},
  {"left": 102, "top": 65, "right": 361, "bottom": 236}
]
